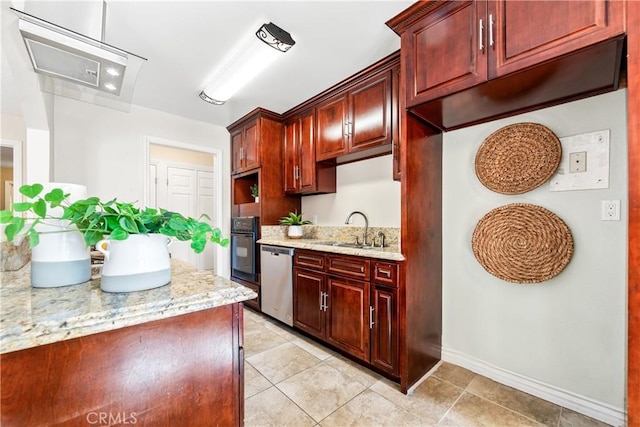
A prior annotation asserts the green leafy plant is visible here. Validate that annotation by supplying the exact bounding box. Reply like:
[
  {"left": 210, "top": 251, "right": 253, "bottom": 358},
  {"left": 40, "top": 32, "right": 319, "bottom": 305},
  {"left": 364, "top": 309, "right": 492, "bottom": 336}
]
[
  {"left": 278, "top": 211, "right": 312, "bottom": 226},
  {"left": 250, "top": 183, "right": 259, "bottom": 198},
  {"left": 0, "top": 183, "right": 229, "bottom": 253}
]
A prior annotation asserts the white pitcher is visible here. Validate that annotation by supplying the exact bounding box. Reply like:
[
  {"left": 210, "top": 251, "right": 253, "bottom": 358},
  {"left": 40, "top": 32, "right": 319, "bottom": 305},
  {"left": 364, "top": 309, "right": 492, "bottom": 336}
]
[{"left": 96, "top": 234, "right": 172, "bottom": 293}]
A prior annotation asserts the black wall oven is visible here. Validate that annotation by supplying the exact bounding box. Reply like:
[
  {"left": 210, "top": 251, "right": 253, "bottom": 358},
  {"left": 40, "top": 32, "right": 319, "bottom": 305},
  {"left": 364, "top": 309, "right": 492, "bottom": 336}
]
[{"left": 230, "top": 216, "right": 259, "bottom": 283}]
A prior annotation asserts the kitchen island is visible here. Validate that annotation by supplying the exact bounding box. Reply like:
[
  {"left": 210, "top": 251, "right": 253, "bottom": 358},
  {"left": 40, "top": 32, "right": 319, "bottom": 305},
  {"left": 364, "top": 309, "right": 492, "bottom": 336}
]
[{"left": 0, "top": 260, "right": 256, "bottom": 426}]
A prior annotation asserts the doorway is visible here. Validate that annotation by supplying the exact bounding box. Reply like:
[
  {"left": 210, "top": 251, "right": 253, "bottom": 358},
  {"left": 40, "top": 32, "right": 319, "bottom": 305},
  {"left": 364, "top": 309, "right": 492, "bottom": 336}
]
[
  {"left": 0, "top": 139, "right": 23, "bottom": 210},
  {"left": 144, "top": 137, "right": 222, "bottom": 271}
]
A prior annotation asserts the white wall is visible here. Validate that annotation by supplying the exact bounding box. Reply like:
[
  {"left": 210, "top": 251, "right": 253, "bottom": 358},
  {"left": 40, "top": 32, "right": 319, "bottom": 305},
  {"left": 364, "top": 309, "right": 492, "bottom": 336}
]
[
  {"left": 442, "top": 90, "right": 627, "bottom": 419},
  {"left": 302, "top": 154, "right": 401, "bottom": 227},
  {"left": 52, "top": 97, "right": 232, "bottom": 277}
]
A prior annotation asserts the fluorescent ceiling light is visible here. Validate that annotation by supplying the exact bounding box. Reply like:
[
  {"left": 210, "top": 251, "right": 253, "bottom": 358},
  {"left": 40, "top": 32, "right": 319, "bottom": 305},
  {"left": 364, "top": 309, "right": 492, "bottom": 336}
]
[{"left": 200, "top": 22, "right": 294, "bottom": 105}]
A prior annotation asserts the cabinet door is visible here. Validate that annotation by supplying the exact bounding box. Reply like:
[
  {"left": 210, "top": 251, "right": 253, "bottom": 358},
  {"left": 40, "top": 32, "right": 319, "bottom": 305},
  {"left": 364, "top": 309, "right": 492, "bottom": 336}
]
[
  {"left": 489, "top": 0, "right": 625, "bottom": 78},
  {"left": 299, "top": 110, "right": 317, "bottom": 192},
  {"left": 325, "top": 276, "right": 370, "bottom": 361},
  {"left": 231, "top": 130, "right": 243, "bottom": 174},
  {"left": 293, "top": 267, "right": 325, "bottom": 339},
  {"left": 349, "top": 70, "right": 392, "bottom": 152},
  {"left": 404, "top": 0, "right": 487, "bottom": 106},
  {"left": 371, "top": 285, "right": 398, "bottom": 376},
  {"left": 283, "top": 119, "right": 299, "bottom": 194},
  {"left": 243, "top": 121, "right": 260, "bottom": 171},
  {"left": 316, "top": 93, "right": 349, "bottom": 161}
]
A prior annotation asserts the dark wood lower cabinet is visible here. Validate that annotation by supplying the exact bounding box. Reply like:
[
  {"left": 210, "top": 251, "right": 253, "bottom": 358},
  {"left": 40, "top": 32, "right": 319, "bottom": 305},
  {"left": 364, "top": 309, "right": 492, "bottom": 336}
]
[
  {"left": 371, "top": 284, "right": 398, "bottom": 374},
  {"left": 326, "top": 276, "right": 370, "bottom": 361},
  {"left": 1, "top": 304, "right": 244, "bottom": 427},
  {"left": 293, "top": 266, "right": 325, "bottom": 338},
  {"left": 293, "top": 249, "right": 400, "bottom": 378}
]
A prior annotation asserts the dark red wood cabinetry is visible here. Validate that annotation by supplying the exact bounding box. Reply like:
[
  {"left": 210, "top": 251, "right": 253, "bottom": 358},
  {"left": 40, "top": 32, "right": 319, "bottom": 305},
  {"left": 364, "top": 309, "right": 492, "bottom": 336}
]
[
  {"left": 315, "top": 68, "right": 397, "bottom": 161},
  {"left": 399, "top": 0, "right": 625, "bottom": 107},
  {"left": 389, "top": 0, "right": 625, "bottom": 130},
  {"left": 1, "top": 304, "right": 245, "bottom": 426},
  {"left": 284, "top": 110, "right": 336, "bottom": 195},
  {"left": 228, "top": 108, "right": 300, "bottom": 225},
  {"left": 292, "top": 249, "right": 400, "bottom": 378}
]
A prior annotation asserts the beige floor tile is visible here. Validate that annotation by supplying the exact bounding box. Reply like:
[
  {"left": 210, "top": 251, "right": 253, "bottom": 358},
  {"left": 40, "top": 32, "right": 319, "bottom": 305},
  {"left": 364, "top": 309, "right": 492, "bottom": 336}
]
[
  {"left": 292, "top": 337, "right": 336, "bottom": 360},
  {"left": 247, "top": 341, "right": 321, "bottom": 384},
  {"left": 438, "top": 392, "right": 542, "bottom": 426},
  {"left": 244, "top": 362, "right": 272, "bottom": 399},
  {"left": 433, "top": 362, "right": 477, "bottom": 389},
  {"left": 466, "top": 376, "right": 561, "bottom": 426},
  {"left": 558, "top": 408, "right": 612, "bottom": 427},
  {"left": 263, "top": 319, "right": 301, "bottom": 341},
  {"left": 244, "top": 386, "right": 316, "bottom": 427},
  {"left": 244, "top": 307, "right": 266, "bottom": 323},
  {"left": 277, "top": 363, "right": 368, "bottom": 423},
  {"left": 243, "top": 322, "right": 289, "bottom": 357},
  {"left": 325, "top": 355, "right": 383, "bottom": 387},
  {"left": 320, "top": 389, "right": 425, "bottom": 427},
  {"left": 371, "top": 375, "right": 464, "bottom": 425}
]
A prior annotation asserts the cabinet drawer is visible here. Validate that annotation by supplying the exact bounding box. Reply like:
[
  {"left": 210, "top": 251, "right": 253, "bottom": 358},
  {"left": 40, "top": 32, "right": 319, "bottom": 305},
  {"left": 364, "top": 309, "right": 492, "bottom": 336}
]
[
  {"left": 372, "top": 262, "right": 398, "bottom": 287},
  {"left": 327, "top": 255, "right": 370, "bottom": 281},
  {"left": 294, "top": 250, "right": 325, "bottom": 270}
]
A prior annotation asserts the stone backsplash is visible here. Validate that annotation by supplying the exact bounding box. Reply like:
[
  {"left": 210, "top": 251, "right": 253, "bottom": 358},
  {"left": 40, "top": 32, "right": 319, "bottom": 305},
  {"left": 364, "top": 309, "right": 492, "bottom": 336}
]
[{"left": 261, "top": 225, "right": 400, "bottom": 247}]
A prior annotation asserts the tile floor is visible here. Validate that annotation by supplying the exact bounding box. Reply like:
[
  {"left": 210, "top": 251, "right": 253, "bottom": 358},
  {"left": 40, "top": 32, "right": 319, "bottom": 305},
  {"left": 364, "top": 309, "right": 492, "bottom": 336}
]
[{"left": 243, "top": 308, "right": 611, "bottom": 427}]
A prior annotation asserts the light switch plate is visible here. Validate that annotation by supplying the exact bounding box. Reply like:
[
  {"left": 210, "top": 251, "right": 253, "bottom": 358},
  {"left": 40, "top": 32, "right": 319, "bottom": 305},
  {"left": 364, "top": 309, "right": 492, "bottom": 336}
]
[{"left": 569, "top": 151, "right": 587, "bottom": 173}]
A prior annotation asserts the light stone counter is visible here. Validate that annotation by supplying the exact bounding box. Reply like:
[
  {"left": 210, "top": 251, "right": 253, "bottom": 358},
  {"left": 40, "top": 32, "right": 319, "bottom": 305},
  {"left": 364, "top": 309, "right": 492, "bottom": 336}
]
[
  {"left": 0, "top": 259, "right": 256, "bottom": 354},
  {"left": 258, "top": 225, "right": 404, "bottom": 261}
]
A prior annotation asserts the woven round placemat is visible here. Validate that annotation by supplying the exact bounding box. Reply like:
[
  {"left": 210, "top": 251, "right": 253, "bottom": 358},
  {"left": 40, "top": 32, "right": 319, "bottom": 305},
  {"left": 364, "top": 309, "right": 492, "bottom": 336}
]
[
  {"left": 475, "top": 122, "right": 561, "bottom": 195},
  {"left": 472, "top": 203, "right": 573, "bottom": 284}
]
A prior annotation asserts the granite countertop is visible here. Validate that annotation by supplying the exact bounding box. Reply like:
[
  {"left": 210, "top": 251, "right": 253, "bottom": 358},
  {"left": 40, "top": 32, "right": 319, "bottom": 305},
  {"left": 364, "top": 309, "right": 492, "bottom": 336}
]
[
  {"left": 0, "top": 260, "right": 256, "bottom": 354},
  {"left": 257, "top": 238, "right": 405, "bottom": 261}
]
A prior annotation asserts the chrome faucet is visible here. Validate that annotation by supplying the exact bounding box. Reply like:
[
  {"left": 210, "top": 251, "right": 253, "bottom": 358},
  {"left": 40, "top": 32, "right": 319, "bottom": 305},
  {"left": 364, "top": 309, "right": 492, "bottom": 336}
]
[{"left": 345, "top": 211, "right": 369, "bottom": 246}]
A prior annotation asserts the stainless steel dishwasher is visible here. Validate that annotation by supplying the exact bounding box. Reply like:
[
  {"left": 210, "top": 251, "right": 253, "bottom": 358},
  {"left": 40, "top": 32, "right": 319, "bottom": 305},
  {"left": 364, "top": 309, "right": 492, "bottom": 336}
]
[{"left": 260, "top": 245, "right": 295, "bottom": 326}]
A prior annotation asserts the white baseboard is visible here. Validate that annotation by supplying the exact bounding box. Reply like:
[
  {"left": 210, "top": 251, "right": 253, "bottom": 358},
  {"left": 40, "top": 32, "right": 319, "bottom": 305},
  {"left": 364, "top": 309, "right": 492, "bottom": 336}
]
[{"left": 441, "top": 348, "right": 626, "bottom": 427}]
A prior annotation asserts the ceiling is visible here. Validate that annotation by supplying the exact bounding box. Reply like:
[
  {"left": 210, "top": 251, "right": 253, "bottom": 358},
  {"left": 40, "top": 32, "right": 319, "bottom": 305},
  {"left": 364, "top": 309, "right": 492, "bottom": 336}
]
[{"left": 1, "top": 0, "right": 414, "bottom": 128}]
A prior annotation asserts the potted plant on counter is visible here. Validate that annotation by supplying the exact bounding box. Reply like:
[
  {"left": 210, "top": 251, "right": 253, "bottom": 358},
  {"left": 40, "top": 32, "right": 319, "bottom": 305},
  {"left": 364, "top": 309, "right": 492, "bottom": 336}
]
[
  {"left": 250, "top": 183, "right": 259, "bottom": 203},
  {"left": 279, "top": 211, "right": 312, "bottom": 239},
  {"left": 0, "top": 183, "right": 229, "bottom": 292}
]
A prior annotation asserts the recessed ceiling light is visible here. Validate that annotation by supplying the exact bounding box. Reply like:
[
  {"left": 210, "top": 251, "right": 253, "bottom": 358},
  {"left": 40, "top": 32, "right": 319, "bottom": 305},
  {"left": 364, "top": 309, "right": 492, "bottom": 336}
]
[
  {"left": 105, "top": 68, "right": 120, "bottom": 76},
  {"left": 104, "top": 83, "right": 117, "bottom": 91}
]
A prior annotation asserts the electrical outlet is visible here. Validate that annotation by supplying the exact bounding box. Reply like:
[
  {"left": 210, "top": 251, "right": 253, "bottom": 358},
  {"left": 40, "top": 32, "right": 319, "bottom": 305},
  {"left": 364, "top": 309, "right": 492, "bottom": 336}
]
[
  {"left": 569, "top": 151, "right": 587, "bottom": 173},
  {"left": 601, "top": 200, "right": 621, "bottom": 221}
]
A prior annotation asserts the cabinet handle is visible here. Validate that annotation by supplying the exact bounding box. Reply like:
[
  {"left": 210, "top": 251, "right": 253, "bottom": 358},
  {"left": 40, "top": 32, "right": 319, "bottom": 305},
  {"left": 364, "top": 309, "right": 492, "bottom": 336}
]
[
  {"left": 479, "top": 18, "right": 484, "bottom": 51},
  {"left": 369, "top": 306, "right": 374, "bottom": 329},
  {"left": 489, "top": 14, "right": 494, "bottom": 47},
  {"left": 319, "top": 291, "right": 324, "bottom": 311},
  {"left": 378, "top": 268, "right": 391, "bottom": 278},
  {"left": 295, "top": 165, "right": 300, "bottom": 180},
  {"left": 323, "top": 292, "right": 328, "bottom": 312}
]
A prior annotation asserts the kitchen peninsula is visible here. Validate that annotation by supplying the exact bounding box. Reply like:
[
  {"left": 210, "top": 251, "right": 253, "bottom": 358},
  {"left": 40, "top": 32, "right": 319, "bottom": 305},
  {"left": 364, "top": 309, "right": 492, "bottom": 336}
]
[{"left": 0, "top": 260, "right": 256, "bottom": 426}]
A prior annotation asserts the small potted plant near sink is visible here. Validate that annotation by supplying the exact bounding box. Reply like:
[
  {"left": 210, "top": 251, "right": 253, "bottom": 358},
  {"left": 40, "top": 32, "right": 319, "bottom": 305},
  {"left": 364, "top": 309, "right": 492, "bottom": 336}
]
[
  {"left": 279, "top": 211, "right": 312, "bottom": 239},
  {"left": 1, "top": 183, "right": 229, "bottom": 292}
]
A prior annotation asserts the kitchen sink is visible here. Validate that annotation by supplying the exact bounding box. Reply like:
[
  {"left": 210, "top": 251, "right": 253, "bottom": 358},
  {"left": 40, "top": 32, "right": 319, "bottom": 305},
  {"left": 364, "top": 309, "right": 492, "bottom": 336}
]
[{"left": 306, "top": 241, "right": 374, "bottom": 249}]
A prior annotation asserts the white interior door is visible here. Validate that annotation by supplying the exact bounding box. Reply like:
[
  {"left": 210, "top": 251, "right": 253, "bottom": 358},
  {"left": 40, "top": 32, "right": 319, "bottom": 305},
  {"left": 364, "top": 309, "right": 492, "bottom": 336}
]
[
  {"left": 167, "top": 166, "right": 196, "bottom": 266},
  {"left": 197, "top": 171, "right": 215, "bottom": 270},
  {"left": 148, "top": 163, "right": 158, "bottom": 209}
]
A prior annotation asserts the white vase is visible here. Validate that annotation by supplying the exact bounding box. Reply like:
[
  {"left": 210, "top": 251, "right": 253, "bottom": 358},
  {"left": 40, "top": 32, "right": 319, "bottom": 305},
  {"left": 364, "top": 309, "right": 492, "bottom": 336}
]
[
  {"left": 30, "top": 183, "right": 91, "bottom": 288},
  {"left": 288, "top": 225, "right": 303, "bottom": 239},
  {"left": 96, "top": 234, "right": 172, "bottom": 293}
]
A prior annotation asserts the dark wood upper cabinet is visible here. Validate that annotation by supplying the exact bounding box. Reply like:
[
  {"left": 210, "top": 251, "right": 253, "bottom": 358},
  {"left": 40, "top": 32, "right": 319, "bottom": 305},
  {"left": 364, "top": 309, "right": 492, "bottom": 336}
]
[
  {"left": 284, "top": 110, "right": 336, "bottom": 195},
  {"left": 230, "top": 117, "right": 262, "bottom": 175},
  {"left": 391, "top": 0, "right": 625, "bottom": 110},
  {"left": 316, "top": 94, "right": 349, "bottom": 160},
  {"left": 316, "top": 70, "right": 394, "bottom": 161},
  {"left": 491, "top": 0, "right": 625, "bottom": 78}
]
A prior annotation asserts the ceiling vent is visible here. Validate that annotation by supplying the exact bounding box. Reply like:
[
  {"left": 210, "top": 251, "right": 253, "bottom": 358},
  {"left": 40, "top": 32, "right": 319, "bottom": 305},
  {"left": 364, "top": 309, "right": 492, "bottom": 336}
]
[{"left": 11, "top": 7, "right": 146, "bottom": 111}]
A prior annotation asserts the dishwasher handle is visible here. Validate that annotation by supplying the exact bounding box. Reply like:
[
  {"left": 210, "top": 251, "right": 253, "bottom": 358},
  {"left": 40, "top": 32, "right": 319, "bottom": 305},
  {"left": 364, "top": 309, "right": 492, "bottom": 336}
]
[{"left": 261, "top": 245, "right": 295, "bottom": 257}]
